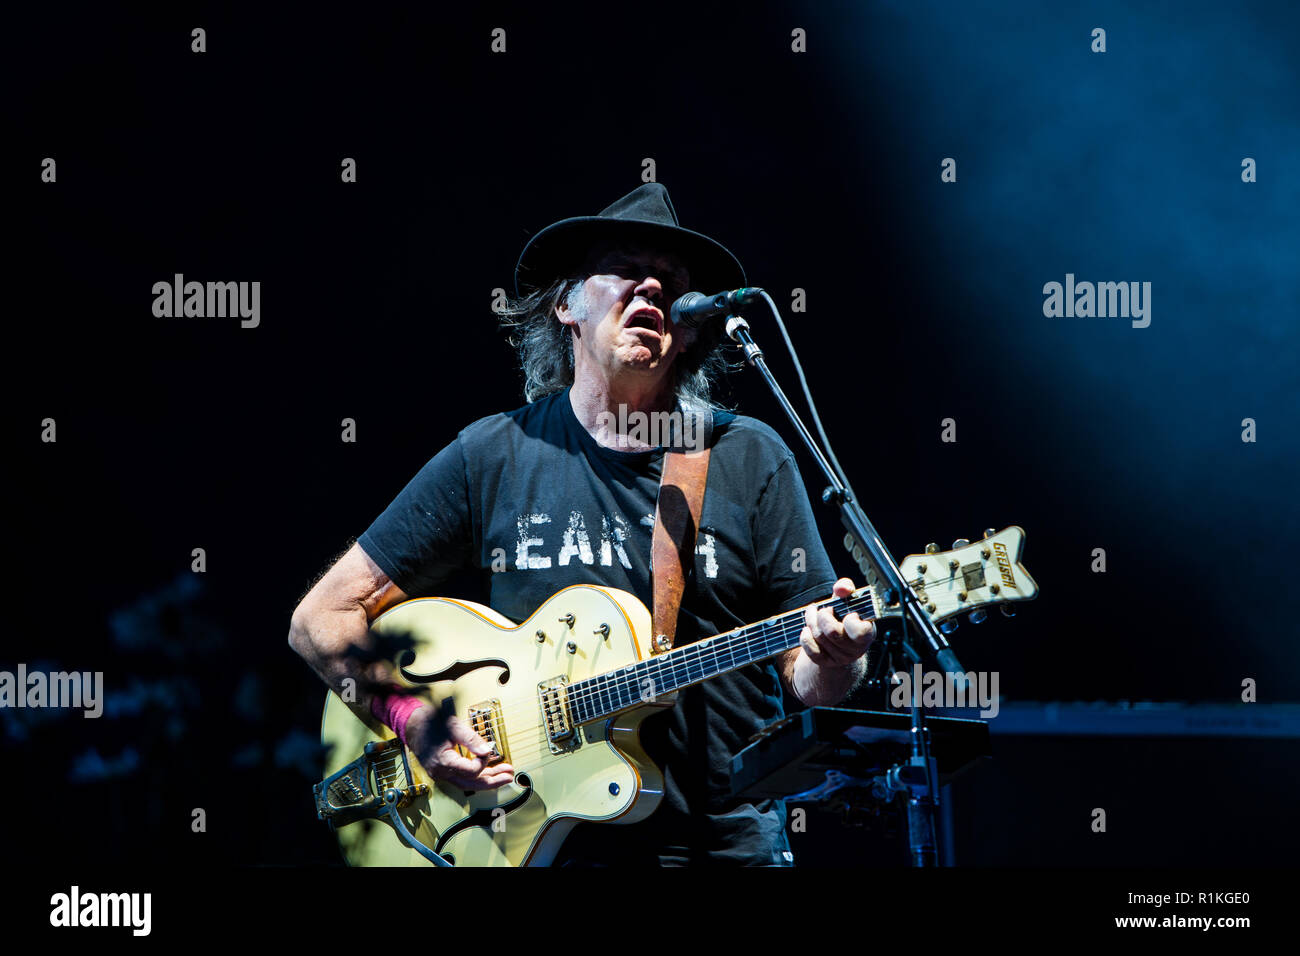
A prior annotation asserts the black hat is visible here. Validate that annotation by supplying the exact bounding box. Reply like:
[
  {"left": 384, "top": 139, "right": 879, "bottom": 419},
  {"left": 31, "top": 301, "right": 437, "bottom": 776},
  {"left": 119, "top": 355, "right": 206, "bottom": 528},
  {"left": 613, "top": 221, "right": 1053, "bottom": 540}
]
[{"left": 513, "top": 182, "right": 746, "bottom": 297}]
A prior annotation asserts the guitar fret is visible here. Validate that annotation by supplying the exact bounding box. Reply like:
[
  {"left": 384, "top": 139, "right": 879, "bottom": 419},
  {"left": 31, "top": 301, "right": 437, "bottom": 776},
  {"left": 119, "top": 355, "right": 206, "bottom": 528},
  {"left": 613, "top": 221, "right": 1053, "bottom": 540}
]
[
  {"left": 623, "top": 663, "right": 641, "bottom": 709},
  {"left": 653, "top": 654, "right": 673, "bottom": 700},
  {"left": 599, "top": 671, "right": 614, "bottom": 715},
  {"left": 603, "top": 670, "right": 620, "bottom": 713},
  {"left": 664, "top": 651, "right": 682, "bottom": 696}
]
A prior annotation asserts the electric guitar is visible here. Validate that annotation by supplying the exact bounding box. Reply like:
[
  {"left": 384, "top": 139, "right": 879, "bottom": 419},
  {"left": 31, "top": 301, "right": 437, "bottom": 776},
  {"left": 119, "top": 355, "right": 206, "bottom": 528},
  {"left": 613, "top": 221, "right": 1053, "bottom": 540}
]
[{"left": 314, "top": 527, "right": 1037, "bottom": 866}]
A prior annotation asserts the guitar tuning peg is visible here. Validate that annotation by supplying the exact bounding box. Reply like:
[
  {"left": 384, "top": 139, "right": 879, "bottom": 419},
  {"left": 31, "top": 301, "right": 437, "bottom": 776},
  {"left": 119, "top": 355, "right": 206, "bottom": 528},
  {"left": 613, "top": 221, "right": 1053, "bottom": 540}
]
[
  {"left": 1000, "top": 604, "right": 1016, "bottom": 618},
  {"left": 952, "top": 538, "right": 970, "bottom": 549},
  {"left": 968, "top": 609, "right": 987, "bottom": 624},
  {"left": 983, "top": 528, "right": 996, "bottom": 539},
  {"left": 925, "top": 542, "right": 940, "bottom": 554},
  {"left": 940, "top": 619, "right": 959, "bottom": 634}
]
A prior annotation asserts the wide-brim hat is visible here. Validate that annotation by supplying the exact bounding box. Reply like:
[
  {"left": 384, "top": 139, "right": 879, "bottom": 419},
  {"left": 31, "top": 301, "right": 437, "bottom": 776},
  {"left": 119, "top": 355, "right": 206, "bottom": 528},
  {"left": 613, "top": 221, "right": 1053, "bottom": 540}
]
[{"left": 514, "top": 182, "right": 746, "bottom": 297}]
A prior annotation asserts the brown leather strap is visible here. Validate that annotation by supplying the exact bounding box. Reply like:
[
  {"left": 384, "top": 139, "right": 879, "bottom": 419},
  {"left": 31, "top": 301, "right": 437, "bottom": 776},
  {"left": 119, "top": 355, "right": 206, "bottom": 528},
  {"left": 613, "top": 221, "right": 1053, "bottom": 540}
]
[{"left": 650, "top": 407, "right": 712, "bottom": 653}]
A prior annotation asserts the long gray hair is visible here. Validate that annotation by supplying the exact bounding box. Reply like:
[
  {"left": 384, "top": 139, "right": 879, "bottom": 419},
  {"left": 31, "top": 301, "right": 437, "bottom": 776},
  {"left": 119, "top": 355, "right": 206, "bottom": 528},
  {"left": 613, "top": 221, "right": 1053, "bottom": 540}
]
[{"left": 497, "top": 277, "right": 734, "bottom": 407}]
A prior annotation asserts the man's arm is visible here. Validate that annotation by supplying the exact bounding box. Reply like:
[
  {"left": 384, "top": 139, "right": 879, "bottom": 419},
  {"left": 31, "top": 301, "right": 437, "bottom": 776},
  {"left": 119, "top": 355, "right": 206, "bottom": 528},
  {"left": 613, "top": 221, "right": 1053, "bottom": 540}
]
[
  {"left": 288, "top": 541, "right": 514, "bottom": 790},
  {"left": 288, "top": 541, "right": 410, "bottom": 727},
  {"left": 777, "top": 578, "right": 873, "bottom": 707}
]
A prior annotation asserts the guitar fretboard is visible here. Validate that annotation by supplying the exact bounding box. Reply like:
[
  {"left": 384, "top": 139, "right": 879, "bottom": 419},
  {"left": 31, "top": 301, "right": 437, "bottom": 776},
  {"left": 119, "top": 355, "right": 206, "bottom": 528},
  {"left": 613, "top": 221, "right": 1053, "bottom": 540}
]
[{"left": 565, "top": 592, "right": 876, "bottom": 724}]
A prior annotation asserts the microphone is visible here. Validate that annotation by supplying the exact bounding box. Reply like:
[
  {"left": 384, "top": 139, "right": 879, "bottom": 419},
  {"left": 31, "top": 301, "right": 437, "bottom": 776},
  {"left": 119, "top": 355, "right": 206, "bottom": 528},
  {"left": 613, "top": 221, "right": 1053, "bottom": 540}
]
[{"left": 670, "top": 287, "right": 764, "bottom": 330}]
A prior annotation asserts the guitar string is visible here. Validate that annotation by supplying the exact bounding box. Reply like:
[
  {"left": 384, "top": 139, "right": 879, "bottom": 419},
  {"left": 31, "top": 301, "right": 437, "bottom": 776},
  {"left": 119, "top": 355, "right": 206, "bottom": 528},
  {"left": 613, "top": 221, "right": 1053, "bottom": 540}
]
[
  {"left": 426, "top": 608, "right": 837, "bottom": 772},
  {"left": 447, "top": 593, "right": 877, "bottom": 768},
  {"left": 403, "top": 563, "right": 987, "bottom": 756},
  {"left": 552, "top": 593, "right": 876, "bottom": 718},
  {"left": 389, "top": 579, "right": 1007, "bottom": 795},
  {"left": 566, "top": 566, "right": 985, "bottom": 701},
  {"left": 428, "top": 594, "right": 879, "bottom": 769},
  {"left": 395, "top": 576, "right": 939, "bottom": 749},
  {"left": 407, "top": 592, "right": 871, "bottom": 741},
  {"left": 500, "top": 592, "right": 874, "bottom": 738},
  {"left": 566, "top": 598, "right": 873, "bottom": 717}
]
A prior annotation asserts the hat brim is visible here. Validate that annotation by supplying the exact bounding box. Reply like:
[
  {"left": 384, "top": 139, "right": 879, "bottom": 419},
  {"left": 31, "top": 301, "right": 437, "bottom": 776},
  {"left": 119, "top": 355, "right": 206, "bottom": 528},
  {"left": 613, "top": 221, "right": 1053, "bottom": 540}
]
[{"left": 514, "top": 217, "right": 746, "bottom": 298}]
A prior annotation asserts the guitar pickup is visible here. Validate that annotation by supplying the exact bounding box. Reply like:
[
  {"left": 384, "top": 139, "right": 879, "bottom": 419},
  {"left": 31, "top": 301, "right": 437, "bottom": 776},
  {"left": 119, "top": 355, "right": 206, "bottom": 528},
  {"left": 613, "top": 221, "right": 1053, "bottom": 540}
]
[
  {"left": 459, "top": 699, "right": 509, "bottom": 765},
  {"left": 538, "top": 677, "right": 580, "bottom": 754}
]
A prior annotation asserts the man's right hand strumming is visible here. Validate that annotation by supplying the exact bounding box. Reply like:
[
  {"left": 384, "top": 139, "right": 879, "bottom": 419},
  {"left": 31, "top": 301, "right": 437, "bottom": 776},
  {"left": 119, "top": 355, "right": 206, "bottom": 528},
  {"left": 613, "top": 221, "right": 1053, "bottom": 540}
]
[{"left": 404, "top": 705, "right": 516, "bottom": 791}]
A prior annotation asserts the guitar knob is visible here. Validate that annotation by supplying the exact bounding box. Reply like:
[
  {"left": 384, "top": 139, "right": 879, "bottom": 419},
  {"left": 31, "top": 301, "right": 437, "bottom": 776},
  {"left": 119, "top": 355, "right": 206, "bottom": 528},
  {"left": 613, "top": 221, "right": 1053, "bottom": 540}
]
[
  {"left": 925, "top": 543, "right": 939, "bottom": 554},
  {"left": 983, "top": 528, "right": 996, "bottom": 539},
  {"left": 1000, "top": 604, "right": 1016, "bottom": 618},
  {"left": 968, "top": 609, "right": 987, "bottom": 624},
  {"left": 952, "top": 538, "right": 970, "bottom": 549},
  {"left": 940, "top": 619, "right": 959, "bottom": 634}
]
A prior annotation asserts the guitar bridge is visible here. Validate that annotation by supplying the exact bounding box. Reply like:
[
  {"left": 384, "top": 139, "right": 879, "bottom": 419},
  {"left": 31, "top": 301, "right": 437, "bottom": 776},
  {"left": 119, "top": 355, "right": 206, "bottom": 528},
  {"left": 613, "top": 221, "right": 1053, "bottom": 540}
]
[
  {"left": 539, "top": 676, "right": 581, "bottom": 754},
  {"left": 314, "top": 738, "right": 429, "bottom": 829}
]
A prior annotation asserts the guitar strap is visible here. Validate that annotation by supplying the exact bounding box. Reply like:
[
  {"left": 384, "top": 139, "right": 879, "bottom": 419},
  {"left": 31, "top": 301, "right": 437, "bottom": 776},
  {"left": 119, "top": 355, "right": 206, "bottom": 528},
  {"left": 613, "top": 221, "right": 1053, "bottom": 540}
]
[{"left": 649, "top": 405, "right": 713, "bottom": 654}]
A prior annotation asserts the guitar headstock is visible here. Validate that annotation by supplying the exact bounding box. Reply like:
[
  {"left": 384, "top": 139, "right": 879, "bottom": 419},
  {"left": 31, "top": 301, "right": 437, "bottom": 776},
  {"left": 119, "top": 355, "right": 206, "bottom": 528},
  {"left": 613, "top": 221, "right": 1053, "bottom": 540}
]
[{"left": 894, "top": 526, "right": 1038, "bottom": 629}]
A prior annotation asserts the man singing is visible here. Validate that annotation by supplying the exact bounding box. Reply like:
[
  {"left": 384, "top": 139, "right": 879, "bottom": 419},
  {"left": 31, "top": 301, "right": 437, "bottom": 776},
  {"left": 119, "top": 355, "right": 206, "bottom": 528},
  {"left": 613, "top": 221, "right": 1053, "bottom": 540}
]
[{"left": 289, "top": 182, "right": 874, "bottom": 866}]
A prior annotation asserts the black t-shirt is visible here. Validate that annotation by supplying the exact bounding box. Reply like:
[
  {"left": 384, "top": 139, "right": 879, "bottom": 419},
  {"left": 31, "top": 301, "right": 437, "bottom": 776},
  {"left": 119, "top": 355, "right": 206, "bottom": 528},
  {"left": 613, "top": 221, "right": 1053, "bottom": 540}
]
[{"left": 357, "top": 387, "right": 837, "bottom": 865}]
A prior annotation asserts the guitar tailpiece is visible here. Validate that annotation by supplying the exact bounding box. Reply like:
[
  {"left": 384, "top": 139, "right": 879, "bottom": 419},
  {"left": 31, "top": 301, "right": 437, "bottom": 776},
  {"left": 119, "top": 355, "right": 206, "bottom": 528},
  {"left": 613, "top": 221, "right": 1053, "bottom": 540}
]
[{"left": 315, "top": 738, "right": 449, "bottom": 864}]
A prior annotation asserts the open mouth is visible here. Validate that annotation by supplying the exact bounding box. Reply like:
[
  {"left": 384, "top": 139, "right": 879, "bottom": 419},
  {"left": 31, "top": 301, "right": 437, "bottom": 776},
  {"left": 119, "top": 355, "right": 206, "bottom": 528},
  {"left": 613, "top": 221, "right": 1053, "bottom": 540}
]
[{"left": 626, "top": 309, "right": 663, "bottom": 334}]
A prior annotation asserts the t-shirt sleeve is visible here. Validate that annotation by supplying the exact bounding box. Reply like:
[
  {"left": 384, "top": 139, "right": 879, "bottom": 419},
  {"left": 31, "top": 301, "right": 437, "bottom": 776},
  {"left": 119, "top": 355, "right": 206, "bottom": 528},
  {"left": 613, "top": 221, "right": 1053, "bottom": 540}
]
[
  {"left": 356, "top": 436, "right": 475, "bottom": 597},
  {"left": 752, "top": 453, "right": 838, "bottom": 614}
]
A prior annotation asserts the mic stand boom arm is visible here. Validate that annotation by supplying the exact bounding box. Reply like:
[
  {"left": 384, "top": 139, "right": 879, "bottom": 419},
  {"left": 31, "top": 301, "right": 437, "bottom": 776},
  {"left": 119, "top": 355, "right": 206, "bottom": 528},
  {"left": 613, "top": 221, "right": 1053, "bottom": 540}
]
[{"left": 725, "top": 313, "right": 962, "bottom": 867}]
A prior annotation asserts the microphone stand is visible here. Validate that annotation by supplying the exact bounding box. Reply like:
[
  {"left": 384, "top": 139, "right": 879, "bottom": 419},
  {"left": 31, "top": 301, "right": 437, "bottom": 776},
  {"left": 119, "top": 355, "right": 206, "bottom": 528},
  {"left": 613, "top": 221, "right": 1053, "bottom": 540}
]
[{"left": 725, "top": 313, "right": 963, "bottom": 867}]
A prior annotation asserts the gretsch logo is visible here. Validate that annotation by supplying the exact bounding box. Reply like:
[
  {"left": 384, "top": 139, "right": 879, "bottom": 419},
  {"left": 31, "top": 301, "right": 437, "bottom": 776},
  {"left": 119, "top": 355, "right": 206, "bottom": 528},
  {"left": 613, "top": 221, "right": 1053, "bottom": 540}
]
[{"left": 993, "top": 542, "right": 1016, "bottom": 589}]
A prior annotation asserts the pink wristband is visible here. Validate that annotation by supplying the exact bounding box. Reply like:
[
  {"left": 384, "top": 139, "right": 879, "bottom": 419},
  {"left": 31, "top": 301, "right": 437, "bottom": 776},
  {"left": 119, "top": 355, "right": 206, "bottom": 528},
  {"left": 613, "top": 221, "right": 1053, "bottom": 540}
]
[{"left": 370, "top": 691, "right": 427, "bottom": 750}]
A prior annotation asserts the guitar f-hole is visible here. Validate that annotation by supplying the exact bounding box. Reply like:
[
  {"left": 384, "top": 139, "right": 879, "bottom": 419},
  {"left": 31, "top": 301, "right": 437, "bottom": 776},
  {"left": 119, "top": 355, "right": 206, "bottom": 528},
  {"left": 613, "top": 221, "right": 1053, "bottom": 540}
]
[{"left": 399, "top": 656, "right": 511, "bottom": 685}]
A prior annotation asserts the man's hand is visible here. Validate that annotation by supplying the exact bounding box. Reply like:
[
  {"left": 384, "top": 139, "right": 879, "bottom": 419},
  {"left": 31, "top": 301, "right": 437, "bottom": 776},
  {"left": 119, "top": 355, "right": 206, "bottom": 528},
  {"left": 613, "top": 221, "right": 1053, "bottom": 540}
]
[
  {"left": 781, "top": 577, "right": 875, "bottom": 707},
  {"left": 799, "top": 577, "right": 875, "bottom": 667},
  {"left": 404, "top": 705, "right": 515, "bottom": 791}
]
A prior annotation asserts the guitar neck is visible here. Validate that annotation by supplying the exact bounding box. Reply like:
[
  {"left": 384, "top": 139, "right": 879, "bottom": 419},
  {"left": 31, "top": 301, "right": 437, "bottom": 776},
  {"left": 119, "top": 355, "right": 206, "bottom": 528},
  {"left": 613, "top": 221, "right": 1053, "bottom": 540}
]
[{"left": 567, "top": 590, "right": 877, "bottom": 724}]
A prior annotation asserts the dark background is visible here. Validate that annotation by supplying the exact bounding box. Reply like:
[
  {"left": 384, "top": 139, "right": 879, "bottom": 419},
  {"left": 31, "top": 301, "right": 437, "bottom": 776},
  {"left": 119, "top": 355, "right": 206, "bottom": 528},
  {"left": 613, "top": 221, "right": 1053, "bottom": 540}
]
[{"left": 8, "top": 1, "right": 1298, "bottom": 868}]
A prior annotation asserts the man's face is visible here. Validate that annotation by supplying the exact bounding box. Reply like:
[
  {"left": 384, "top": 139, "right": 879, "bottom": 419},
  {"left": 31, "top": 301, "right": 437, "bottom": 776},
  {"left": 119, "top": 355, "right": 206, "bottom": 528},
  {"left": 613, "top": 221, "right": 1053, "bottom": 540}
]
[{"left": 557, "top": 239, "right": 694, "bottom": 386}]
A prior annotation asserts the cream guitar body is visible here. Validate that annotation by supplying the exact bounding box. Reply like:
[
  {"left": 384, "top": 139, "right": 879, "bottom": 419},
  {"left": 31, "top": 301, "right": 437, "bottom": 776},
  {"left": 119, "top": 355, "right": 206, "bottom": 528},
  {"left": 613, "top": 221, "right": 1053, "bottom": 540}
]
[{"left": 319, "top": 585, "right": 672, "bottom": 867}]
